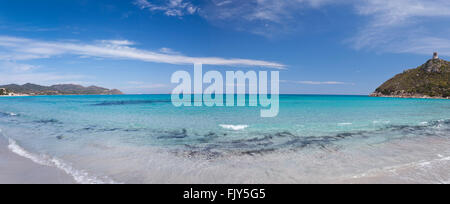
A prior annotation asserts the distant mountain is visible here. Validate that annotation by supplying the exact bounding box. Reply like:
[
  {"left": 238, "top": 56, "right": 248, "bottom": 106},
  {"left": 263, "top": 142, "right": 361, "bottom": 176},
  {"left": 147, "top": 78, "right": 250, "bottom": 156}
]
[
  {"left": 0, "top": 83, "right": 123, "bottom": 96},
  {"left": 371, "top": 53, "right": 450, "bottom": 99}
]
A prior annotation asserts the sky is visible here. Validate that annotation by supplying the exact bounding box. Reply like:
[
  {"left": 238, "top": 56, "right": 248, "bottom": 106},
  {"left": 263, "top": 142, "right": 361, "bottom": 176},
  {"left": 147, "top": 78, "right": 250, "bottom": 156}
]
[{"left": 1, "top": 0, "right": 450, "bottom": 94}]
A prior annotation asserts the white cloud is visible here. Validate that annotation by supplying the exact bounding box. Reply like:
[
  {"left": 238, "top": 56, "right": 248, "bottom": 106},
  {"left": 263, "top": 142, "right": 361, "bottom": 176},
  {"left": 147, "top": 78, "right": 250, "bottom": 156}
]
[
  {"left": 122, "top": 82, "right": 169, "bottom": 93},
  {"left": 158, "top": 47, "right": 180, "bottom": 55},
  {"left": 127, "top": 81, "right": 146, "bottom": 85},
  {"left": 205, "top": 0, "right": 335, "bottom": 21},
  {"left": 283, "top": 80, "right": 353, "bottom": 85},
  {"left": 350, "top": 0, "right": 450, "bottom": 56},
  {"left": 0, "top": 61, "right": 39, "bottom": 72},
  {"left": 355, "top": 0, "right": 450, "bottom": 26},
  {"left": 0, "top": 58, "right": 87, "bottom": 85},
  {"left": 198, "top": 0, "right": 338, "bottom": 37},
  {"left": 127, "top": 83, "right": 168, "bottom": 89},
  {"left": 396, "top": 37, "right": 450, "bottom": 56},
  {"left": 133, "top": 0, "right": 337, "bottom": 37},
  {"left": 133, "top": 0, "right": 450, "bottom": 56},
  {"left": 100, "top": 40, "right": 135, "bottom": 46},
  {"left": 0, "top": 72, "right": 86, "bottom": 85},
  {"left": 134, "top": 0, "right": 198, "bottom": 17},
  {"left": 0, "top": 36, "right": 285, "bottom": 68},
  {"left": 0, "top": 49, "right": 88, "bottom": 85}
]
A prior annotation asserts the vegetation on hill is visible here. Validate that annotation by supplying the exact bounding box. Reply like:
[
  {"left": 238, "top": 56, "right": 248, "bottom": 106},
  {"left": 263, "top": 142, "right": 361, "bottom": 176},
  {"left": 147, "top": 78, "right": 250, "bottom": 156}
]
[
  {"left": 0, "top": 88, "right": 9, "bottom": 95},
  {"left": 371, "top": 58, "right": 450, "bottom": 98},
  {"left": 0, "top": 83, "right": 123, "bottom": 96}
]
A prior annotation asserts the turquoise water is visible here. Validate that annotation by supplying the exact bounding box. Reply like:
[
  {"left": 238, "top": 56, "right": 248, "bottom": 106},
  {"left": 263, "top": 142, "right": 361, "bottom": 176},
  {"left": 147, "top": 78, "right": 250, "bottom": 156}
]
[{"left": 1, "top": 95, "right": 449, "bottom": 183}]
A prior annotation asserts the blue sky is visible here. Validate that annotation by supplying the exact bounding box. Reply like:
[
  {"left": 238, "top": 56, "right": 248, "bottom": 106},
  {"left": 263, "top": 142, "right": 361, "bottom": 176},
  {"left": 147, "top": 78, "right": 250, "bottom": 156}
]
[{"left": 1, "top": 0, "right": 450, "bottom": 94}]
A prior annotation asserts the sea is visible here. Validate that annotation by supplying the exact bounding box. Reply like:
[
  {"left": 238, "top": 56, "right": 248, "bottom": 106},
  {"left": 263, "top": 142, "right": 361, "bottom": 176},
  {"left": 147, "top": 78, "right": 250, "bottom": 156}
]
[{"left": 0, "top": 95, "right": 449, "bottom": 184}]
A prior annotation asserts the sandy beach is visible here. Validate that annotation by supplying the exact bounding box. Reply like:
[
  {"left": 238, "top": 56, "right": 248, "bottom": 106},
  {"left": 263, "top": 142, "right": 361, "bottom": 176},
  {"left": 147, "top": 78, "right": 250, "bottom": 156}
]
[{"left": 0, "top": 136, "right": 75, "bottom": 184}]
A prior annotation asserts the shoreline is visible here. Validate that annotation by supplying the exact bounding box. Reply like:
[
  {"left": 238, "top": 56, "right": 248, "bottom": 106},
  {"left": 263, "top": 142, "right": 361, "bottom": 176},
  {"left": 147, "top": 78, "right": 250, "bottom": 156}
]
[
  {"left": 370, "top": 93, "right": 450, "bottom": 99},
  {"left": 0, "top": 136, "right": 75, "bottom": 184}
]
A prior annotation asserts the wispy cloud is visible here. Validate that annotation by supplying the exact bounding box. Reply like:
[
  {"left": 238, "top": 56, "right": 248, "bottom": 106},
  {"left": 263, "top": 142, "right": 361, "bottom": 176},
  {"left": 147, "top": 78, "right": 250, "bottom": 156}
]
[
  {"left": 199, "top": 0, "right": 337, "bottom": 37},
  {"left": 133, "top": 0, "right": 336, "bottom": 37},
  {"left": 0, "top": 36, "right": 285, "bottom": 68},
  {"left": 158, "top": 47, "right": 180, "bottom": 55},
  {"left": 0, "top": 51, "right": 88, "bottom": 85},
  {"left": 126, "top": 81, "right": 168, "bottom": 89},
  {"left": 133, "top": 0, "right": 450, "bottom": 56},
  {"left": 0, "top": 61, "right": 39, "bottom": 72},
  {"left": 206, "top": 0, "right": 450, "bottom": 54},
  {"left": 122, "top": 82, "right": 169, "bottom": 93},
  {"left": 350, "top": 0, "right": 450, "bottom": 56},
  {"left": 99, "top": 40, "right": 135, "bottom": 46},
  {"left": 282, "top": 80, "right": 353, "bottom": 85},
  {"left": 0, "top": 72, "right": 86, "bottom": 85},
  {"left": 134, "top": 0, "right": 198, "bottom": 17}
]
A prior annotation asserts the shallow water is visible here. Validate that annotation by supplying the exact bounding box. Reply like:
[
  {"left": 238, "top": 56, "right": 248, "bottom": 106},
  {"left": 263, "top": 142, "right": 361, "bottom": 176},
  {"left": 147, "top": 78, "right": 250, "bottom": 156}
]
[{"left": 0, "top": 95, "right": 449, "bottom": 183}]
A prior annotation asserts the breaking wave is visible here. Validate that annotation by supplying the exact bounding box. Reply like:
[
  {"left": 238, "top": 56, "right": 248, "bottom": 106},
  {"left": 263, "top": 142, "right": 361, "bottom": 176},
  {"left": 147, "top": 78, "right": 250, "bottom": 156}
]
[
  {"left": 338, "top": 123, "right": 353, "bottom": 126},
  {"left": 6, "top": 137, "right": 118, "bottom": 184},
  {"left": 219, "top": 124, "right": 249, "bottom": 131},
  {"left": 0, "top": 112, "right": 19, "bottom": 117}
]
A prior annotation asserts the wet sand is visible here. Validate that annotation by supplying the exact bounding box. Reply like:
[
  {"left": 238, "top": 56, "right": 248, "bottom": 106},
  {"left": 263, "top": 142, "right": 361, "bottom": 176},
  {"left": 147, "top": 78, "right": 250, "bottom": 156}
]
[{"left": 0, "top": 137, "right": 75, "bottom": 184}]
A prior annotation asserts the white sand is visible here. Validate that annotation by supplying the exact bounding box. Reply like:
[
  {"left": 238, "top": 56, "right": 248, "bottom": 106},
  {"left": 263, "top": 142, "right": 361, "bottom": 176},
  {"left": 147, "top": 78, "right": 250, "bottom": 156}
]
[{"left": 0, "top": 137, "right": 75, "bottom": 184}]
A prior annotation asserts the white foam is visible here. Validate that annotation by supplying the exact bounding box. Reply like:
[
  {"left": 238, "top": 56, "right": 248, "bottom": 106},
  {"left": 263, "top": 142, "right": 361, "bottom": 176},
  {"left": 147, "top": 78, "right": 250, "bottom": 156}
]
[
  {"left": 338, "top": 123, "right": 353, "bottom": 126},
  {"left": 352, "top": 155, "right": 450, "bottom": 180},
  {"left": 219, "top": 124, "right": 249, "bottom": 131},
  {"left": 9, "top": 113, "right": 17, "bottom": 116},
  {"left": 373, "top": 120, "right": 390, "bottom": 124},
  {"left": 7, "top": 138, "right": 118, "bottom": 184}
]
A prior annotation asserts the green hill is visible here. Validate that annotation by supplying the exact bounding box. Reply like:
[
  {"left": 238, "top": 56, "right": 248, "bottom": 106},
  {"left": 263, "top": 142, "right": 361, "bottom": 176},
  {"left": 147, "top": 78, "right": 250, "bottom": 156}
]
[
  {"left": 371, "top": 55, "right": 450, "bottom": 98},
  {"left": 0, "top": 83, "right": 123, "bottom": 96}
]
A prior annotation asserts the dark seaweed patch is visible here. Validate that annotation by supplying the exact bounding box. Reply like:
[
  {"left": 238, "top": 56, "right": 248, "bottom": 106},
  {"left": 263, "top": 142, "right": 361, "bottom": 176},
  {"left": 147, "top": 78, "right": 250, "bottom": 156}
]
[
  {"left": 82, "top": 126, "right": 97, "bottom": 131},
  {"left": 34, "top": 119, "right": 63, "bottom": 124},
  {"left": 98, "top": 128, "right": 121, "bottom": 132},
  {"left": 67, "top": 126, "right": 144, "bottom": 134},
  {"left": 378, "top": 119, "right": 450, "bottom": 135},
  {"left": 196, "top": 132, "right": 221, "bottom": 143},
  {"left": 167, "top": 119, "right": 450, "bottom": 158},
  {"left": 92, "top": 100, "right": 171, "bottom": 106},
  {"left": 274, "top": 131, "right": 296, "bottom": 138},
  {"left": 54, "top": 118, "right": 450, "bottom": 159},
  {"left": 124, "top": 128, "right": 140, "bottom": 132},
  {"left": 242, "top": 148, "right": 276, "bottom": 156},
  {"left": 157, "top": 128, "right": 188, "bottom": 139}
]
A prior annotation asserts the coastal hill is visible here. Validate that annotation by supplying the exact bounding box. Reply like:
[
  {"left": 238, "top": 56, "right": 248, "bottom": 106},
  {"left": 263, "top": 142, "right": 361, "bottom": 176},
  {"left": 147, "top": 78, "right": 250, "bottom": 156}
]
[
  {"left": 0, "top": 83, "right": 123, "bottom": 96},
  {"left": 371, "top": 53, "right": 450, "bottom": 99}
]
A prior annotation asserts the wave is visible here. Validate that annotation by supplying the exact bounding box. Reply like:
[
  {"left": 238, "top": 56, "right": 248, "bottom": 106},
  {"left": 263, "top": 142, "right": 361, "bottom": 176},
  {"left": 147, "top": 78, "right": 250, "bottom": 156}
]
[
  {"left": 373, "top": 120, "right": 390, "bottom": 124},
  {"left": 352, "top": 154, "right": 450, "bottom": 183},
  {"left": 0, "top": 112, "right": 18, "bottom": 117},
  {"left": 6, "top": 138, "right": 118, "bottom": 184},
  {"left": 219, "top": 124, "right": 249, "bottom": 131},
  {"left": 338, "top": 123, "right": 353, "bottom": 126}
]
